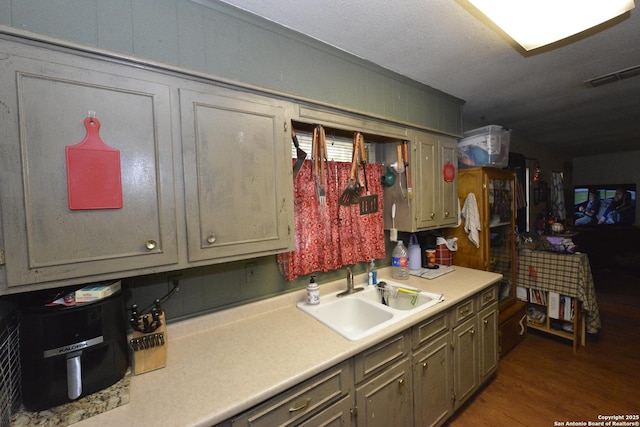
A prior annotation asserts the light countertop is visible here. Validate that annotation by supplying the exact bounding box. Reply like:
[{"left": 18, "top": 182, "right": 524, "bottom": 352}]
[{"left": 75, "top": 266, "right": 501, "bottom": 427}]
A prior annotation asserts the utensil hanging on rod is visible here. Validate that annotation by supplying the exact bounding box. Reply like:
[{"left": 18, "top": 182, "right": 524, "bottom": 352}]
[{"left": 357, "top": 133, "right": 378, "bottom": 215}]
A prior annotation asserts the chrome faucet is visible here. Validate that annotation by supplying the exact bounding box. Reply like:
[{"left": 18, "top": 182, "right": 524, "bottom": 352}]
[{"left": 337, "top": 267, "right": 364, "bottom": 297}]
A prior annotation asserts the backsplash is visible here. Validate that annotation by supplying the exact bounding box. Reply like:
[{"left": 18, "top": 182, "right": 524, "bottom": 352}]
[{"left": 125, "top": 230, "right": 439, "bottom": 323}]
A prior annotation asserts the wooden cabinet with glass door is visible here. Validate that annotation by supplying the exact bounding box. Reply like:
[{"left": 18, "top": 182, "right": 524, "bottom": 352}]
[{"left": 445, "top": 168, "right": 517, "bottom": 309}]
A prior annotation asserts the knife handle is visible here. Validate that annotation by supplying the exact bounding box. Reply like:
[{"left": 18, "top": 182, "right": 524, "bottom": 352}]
[{"left": 291, "top": 124, "right": 300, "bottom": 148}]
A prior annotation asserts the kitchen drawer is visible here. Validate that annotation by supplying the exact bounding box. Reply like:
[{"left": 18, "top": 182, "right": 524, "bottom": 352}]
[
  {"left": 354, "top": 330, "right": 410, "bottom": 383},
  {"left": 412, "top": 311, "right": 449, "bottom": 350},
  {"left": 478, "top": 285, "right": 498, "bottom": 310},
  {"left": 453, "top": 298, "right": 475, "bottom": 325},
  {"left": 230, "top": 360, "right": 353, "bottom": 427}
]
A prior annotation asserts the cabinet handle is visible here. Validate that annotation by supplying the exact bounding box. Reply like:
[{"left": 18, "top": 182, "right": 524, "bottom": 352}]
[
  {"left": 460, "top": 308, "right": 471, "bottom": 316},
  {"left": 483, "top": 319, "right": 489, "bottom": 325},
  {"left": 519, "top": 314, "right": 527, "bottom": 335},
  {"left": 444, "top": 211, "right": 449, "bottom": 218},
  {"left": 469, "top": 328, "right": 475, "bottom": 335},
  {"left": 288, "top": 397, "right": 311, "bottom": 413},
  {"left": 422, "top": 362, "right": 429, "bottom": 371},
  {"left": 206, "top": 234, "right": 217, "bottom": 244},
  {"left": 398, "top": 378, "right": 405, "bottom": 387},
  {"left": 145, "top": 240, "right": 157, "bottom": 250},
  {"left": 430, "top": 212, "right": 435, "bottom": 219}
]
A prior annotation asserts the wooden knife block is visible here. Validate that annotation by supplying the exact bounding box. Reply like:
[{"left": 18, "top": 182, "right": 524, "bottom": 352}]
[{"left": 129, "top": 312, "right": 167, "bottom": 375}]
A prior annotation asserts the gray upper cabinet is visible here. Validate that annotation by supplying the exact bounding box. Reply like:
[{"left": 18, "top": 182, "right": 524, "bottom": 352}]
[
  {"left": 383, "top": 131, "right": 458, "bottom": 232},
  {"left": 179, "top": 87, "right": 294, "bottom": 262},
  {"left": 0, "top": 45, "right": 178, "bottom": 291}
]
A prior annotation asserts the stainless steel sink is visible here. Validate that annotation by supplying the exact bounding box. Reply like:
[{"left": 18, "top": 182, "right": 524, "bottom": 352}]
[{"left": 297, "top": 279, "right": 444, "bottom": 341}]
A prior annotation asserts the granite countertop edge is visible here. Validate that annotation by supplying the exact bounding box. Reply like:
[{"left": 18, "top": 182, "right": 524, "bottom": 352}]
[{"left": 75, "top": 266, "right": 502, "bottom": 427}]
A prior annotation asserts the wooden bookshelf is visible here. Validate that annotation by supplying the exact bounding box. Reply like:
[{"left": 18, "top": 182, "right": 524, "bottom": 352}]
[{"left": 522, "top": 289, "right": 584, "bottom": 353}]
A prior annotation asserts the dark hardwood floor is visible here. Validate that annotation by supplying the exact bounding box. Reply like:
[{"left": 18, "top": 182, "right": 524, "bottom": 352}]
[{"left": 446, "top": 267, "right": 640, "bottom": 427}]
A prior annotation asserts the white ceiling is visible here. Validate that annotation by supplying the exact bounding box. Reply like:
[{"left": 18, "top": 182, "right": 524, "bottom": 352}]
[{"left": 219, "top": 0, "right": 640, "bottom": 157}]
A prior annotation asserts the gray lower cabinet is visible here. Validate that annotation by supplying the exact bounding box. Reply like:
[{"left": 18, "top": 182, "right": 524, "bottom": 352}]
[
  {"left": 452, "top": 315, "right": 479, "bottom": 409},
  {"left": 354, "top": 331, "right": 413, "bottom": 427},
  {"left": 412, "top": 332, "right": 453, "bottom": 427},
  {"left": 229, "top": 360, "right": 353, "bottom": 427},
  {"left": 452, "top": 285, "right": 499, "bottom": 410},
  {"left": 479, "top": 304, "right": 499, "bottom": 383},
  {"left": 179, "top": 86, "right": 294, "bottom": 262},
  {"left": 0, "top": 42, "right": 178, "bottom": 291},
  {"left": 224, "top": 285, "right": 499, "bottom": 427}
]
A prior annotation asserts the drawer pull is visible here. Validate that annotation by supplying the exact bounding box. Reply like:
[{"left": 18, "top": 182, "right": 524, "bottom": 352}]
[
  {"left": 206, "top": 234, "right": 217, "bottom": 244},
  {"left": 459, "top": 308, "right": 471, "bottom": 316},
  {"left": 519, "top": 314, "right": 527, "bottom": 335},
  {"left": 288, "top": 398, "right": 311, "bottom": 413}
]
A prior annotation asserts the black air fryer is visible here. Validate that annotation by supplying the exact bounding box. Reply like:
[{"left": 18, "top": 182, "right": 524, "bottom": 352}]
[{"left": 16, "top": 291, "right": 128, "bottom": 411}]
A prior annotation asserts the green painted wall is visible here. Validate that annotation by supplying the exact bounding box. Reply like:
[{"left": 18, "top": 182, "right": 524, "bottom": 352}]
[{"left": 0, "top": 0, "right": 461, "bottom": 321}]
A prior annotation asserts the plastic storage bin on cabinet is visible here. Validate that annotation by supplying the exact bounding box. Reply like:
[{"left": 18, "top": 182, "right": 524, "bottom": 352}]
[{"left": 457, "top": 125, "right": 510, "bottom": 168}]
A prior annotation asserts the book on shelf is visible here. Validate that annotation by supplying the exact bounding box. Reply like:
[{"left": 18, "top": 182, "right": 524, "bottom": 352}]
[
  {"left": 528, "top": 288, "right": 547, "bottom": 305},
  {"left": 516, "top": 286, "right": 528, "bottom": 301},
  {"left": 548, "top": 292, "right": 560, "bottom": 319},
  {"left": 75, "top": 280, "right": 121, "bottom": 303},
  {"left": 558, "top": 295, "right": 574, "bottom": 321}
]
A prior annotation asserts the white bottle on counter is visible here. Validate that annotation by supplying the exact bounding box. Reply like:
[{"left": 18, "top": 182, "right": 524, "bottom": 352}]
[
  {"left": 306, "top": 276, "right": 320, "bottom": 305},
  {"left": 368, "top": 259, "right": 378, "bottom": 286}
]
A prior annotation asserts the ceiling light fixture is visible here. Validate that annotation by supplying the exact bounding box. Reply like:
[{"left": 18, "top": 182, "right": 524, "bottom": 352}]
[{"left": 468, "top": 0, "right": 635, "bottom": 51}]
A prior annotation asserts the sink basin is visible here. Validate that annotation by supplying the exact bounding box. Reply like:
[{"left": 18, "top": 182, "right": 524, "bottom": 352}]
[
  {"left": 297, "top": 279, "right": 444, "bottom": 341},
  {"left": 308, "top": 298, "right": 394, "bottom": 340}
]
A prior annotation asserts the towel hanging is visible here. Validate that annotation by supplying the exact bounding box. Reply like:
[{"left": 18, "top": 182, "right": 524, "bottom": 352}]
[{"left": 462, "top": 193, "right": 481, "bottom": 248}]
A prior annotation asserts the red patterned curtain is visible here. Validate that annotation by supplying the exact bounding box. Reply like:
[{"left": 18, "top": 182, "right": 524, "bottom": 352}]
[{"left": 277, "top": 159, "right": 386, "bottom": 281}]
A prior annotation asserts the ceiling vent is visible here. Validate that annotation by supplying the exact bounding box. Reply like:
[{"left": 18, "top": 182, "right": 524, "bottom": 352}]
[{"left": 584, "top": 64, "right": 640, "bottom": 87}]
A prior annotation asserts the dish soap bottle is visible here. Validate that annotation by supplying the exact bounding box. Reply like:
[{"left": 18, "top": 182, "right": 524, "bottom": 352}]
[
  {"left": 392, "top": 240, "right": 409, "bottom": 280},
  {"left": 368, "top": 259, "right": 378, "bottom": 286},
  {"left": 306, "top": 275, "right": 320, "bottom": 305}
]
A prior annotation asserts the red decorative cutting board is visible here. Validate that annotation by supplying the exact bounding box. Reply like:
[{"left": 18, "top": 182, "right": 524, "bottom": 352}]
[{"left": 65, "top": 117, "right": 122, "bottom": 210}]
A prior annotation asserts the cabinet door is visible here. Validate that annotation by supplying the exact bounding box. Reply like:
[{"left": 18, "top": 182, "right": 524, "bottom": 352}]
[
  {"left": 413, "top": 333, "right": 453, "bottom": 427},
  {"left": 438, "top": 137, "right": 458, "bottom": 227},
  {"left": 486, "top": 173, "right": 517, "bottom": 305},
  {"left": 415, "top": 133, "right": 438, "bottom": 229},
  {"left": 355, "top": 358, "right": 413, "bottom": 427},
  {"left": 0, "top": 52, "right": 177, "bottom": 289},
  {"left": 180, "top": 88, "right": 293, "bottom": 262},
  {"left": 479, "top": 305, "right": 499, "bottom": 383},
  {"left": 452, "top": 317, "right": 478, "bottom": 409}
]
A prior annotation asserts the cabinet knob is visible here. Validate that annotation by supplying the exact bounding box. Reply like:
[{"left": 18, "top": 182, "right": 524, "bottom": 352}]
[
  {"left": 206, "top": 234, "right": 217, "bottom": 244},
  {"left": 484, "top": 319, "right": 489, "bottom": 325},
  {"left": 444, "top": 211, "right": 449, "bottom": 218},
  {"left": 469, "top": 328, "right": 475, "bottom": 335},
  {"left": 145, "top": 240, "right": 157, "bottom": 250},
  {"left": 430, "top": 212, "right": 435, "bottom": 219},
  {"left": 398, "top": 378, "right": 405, "bottom": 387},
  {"left": 422, "top": 362, "right": 429, "bottom": 371}
]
